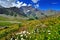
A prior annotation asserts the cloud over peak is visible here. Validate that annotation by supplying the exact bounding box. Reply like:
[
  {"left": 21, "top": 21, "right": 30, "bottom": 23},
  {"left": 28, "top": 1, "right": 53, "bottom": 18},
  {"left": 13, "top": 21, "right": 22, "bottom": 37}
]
[
  {"left": 0, "top": 0, "right": 31, "bottom": 8},
  {"left": 32, "top": 0, "right": 40, "bottom": 3},
  {"left": 34, "top": 4, "right": 39, "bottom": 8},
  {"left": 12, "top": 1, "right": 31, "bottom": 8},
  {"left": 0, "top": 0, "right": 16, "bottom": 8}
]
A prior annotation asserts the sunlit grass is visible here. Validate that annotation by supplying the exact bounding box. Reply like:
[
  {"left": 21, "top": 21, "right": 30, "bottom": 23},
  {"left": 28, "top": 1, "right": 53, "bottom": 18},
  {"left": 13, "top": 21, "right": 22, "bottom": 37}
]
[
  {"left": 0, "top": 15, "right": 60, "bottom": 40},
  {"left": 13, "top": 15, "right": 60, "bottom": 40}
]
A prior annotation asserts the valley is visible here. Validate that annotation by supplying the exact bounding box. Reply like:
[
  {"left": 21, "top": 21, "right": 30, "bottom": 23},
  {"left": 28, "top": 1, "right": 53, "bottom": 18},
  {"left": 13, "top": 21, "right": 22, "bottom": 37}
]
[
  {"left": 0, "top": 12, "right": 60, "bottom": 40},
  {"left": 0, "top": 6, "right": 60, "bottom": 40}
]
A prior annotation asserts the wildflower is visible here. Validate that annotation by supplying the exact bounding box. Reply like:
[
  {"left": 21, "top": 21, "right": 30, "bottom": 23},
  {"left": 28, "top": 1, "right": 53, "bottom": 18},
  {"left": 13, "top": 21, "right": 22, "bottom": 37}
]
[
  {"left": 16, "top": 32, "right": 22, "bottom": 35},
  {"left": 27, "top": 31, "right": 29, "bottom": 34},
  {"left": 28, "top": 33, "right": 31, "bottom": 34},
  {"left": 23, "top": 31, "right": 26, "bottom": 34},
  {"left": 48, "top": 30, "right": 51, "bottom": 32},
  {"left": 48, "top": 30, "right": 51, "bottom": 34},
  {"left": 15, "top": 39, "right": 17, "bottom": 40},
  {"left": 10, "top": 38, "right": 13, "bottom": 40},
  {"left": 48, "top": 33, "right": 51, "bottom": 34},
  {"left": 24, "top": 34, "right": 26, "bottom": 36},
  {"left": 21, "top": 38, "right": 25, "bottom": 40},
  {"left": 20, "top": 34, "right": 23, "bottom": 37}
]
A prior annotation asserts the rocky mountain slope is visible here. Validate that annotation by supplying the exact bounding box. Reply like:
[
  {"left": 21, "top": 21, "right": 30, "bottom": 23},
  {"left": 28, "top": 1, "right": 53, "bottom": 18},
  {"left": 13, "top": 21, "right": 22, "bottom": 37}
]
[{"left": 0, "top": 6, "right": 59, "bottom": 19}]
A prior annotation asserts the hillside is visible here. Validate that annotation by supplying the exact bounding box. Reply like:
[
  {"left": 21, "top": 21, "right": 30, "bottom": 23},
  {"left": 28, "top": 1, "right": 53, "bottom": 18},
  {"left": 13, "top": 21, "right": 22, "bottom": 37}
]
[
  {"left": 0, "top": 6, "right": 60, "bottom": 40},
  {"left": 0, "top": 12, "right": 60, "bottom": 40}
]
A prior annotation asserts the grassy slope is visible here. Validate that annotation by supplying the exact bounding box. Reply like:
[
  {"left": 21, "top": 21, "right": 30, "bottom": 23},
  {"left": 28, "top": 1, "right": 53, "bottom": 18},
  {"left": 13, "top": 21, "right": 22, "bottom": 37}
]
[
  {"left": 0, "top": 16, "right": 22, "bottom": 40},
  {"left": 0, "top": 14, "right": 60, "bottom": 40},
  {"left": 14, "top": 15, "right": 60, "bottom": 40}
]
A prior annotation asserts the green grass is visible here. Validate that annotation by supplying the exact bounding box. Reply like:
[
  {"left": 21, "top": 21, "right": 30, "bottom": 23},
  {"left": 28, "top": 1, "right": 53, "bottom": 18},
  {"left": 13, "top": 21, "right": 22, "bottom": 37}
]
[
  {"left": 0, "top": 15, "right": 60, "bottom": 40},
  {"left": 0, "top": 22, "right": 13, "bottom": 26},
  {"left": 0, "top": 16, "right": 9, "bottom": 21},
  {"left": 0, "top": 23, "right": 22, "bottom": 39},
  {"left": 12, "top": 16, "right": 60, "bottom": 40}
]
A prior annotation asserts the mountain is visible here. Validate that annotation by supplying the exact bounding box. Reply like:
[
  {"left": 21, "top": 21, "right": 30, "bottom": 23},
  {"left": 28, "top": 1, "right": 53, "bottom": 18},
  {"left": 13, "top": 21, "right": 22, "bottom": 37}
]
[
  {"left": 20, "top": 6, "right": 59, "bottom": 19},
  {"left": 0, "top": 5, "right": 2, "bottom": 8},
  {"left": 0, "top": 7, "right": 27, "bottom": 17},
  {"left": 0, "top": 5, "right": 4, "bottom": 8},
  {"left": 0, "top": 6, "right": 42, "bottom": 19},
  {"left": 20, "top": 6, "right": 43, "bottom": 19},
  {"left": 0, "top": 6, "right": 59, "bottom": 19}
]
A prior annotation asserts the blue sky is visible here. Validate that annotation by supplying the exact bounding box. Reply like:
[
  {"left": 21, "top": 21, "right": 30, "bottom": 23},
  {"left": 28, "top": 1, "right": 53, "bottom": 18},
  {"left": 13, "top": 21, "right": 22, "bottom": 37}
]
[
  {"left": 18, "top": 0, "right": 60, "bottom": 10},
  {"left": 0, "top": 0, "right": 60, "bottom": 10}
]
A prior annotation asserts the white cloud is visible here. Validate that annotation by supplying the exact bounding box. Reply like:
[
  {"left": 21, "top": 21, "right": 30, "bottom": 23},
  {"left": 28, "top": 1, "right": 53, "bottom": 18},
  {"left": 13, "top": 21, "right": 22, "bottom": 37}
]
[
  {"left": 22, "top": 3, "right": 27, "bottom": 6},
  {"left": 28, "top": 4, "right": 31, "bottom": 6},
  {"left": 17, "top": 1, "right": 20, "bottom": 4},
  {"left": 51, "top": 3, "right": 57, "bottom": 4},
  {"left": 12, "top": 2, "right": 23, "bottom": 8},
  {"left": 0, "top": 0, "right": 29, "bottom": 8},
  {"left": 32, "top": 0, "right": 40, "bottom": 3},
  {"left": 0, "top": 0, "right": 32, "bottom": 8},
  {"left": 12, "top": 1, "right": 28, "bottom": 8},
  {"left": 34, "top": 4, "right": 39, "bottom": 8},
  {"left": 0, "top": 0, "right": 16, "bottom": 8}
]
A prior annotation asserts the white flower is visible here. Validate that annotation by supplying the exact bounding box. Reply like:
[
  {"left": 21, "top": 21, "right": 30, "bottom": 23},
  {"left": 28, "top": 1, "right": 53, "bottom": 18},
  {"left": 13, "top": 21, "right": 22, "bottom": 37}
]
[
  {"left": 21, "top": 38, "right": 25, "bottom": 40},
  {"left": 48, "top": 30, "right": 51, "bottom": 34},
  {"left": 23, "top": 31, "right": 26, "bottom": 34},
  {"left": 48, "top": 33, "right": 51, "bottom": 34},
  {"left": 36, "top": 25, "right": 39, "bottom": 26},
  {"left": 28, "top": 33, "right": 31, "bottom": 34},
  {"left": 15, "top": 39, "right": 17, "bottom": 40},
  {"left": 20, "top": 34, "right": 23, "bottom": 37},
  {"left": 37, "top": 29, "right": 39, "bottom": 31},
  {"left": 27, "top": 31, "right": 29, "bottom": 34},
  {"left": 48, "top": 30, "right": 51, "bottom": 32},
  {"left": 10, "top": 38, "right": 13, "bottom": 40},
  {"left": 27, "top": 32, "right": 31, "bottom": 34},
  {"left": 24, "top": 34, "right": 26, "bottom": 36}
]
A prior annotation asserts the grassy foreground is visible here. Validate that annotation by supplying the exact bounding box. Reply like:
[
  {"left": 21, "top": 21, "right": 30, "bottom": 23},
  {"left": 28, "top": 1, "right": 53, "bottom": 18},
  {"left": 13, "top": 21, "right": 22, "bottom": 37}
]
[
  {"left": 13, "top": 16, "right": 60, "bottom": 40},
  {"left": 0, "top": 15, "right": 60, "bottom": 40}
]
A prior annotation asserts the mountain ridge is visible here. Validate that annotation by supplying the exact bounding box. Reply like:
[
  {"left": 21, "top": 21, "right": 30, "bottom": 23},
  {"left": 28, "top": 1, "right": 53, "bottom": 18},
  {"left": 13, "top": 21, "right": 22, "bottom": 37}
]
[{"left": 0, "top": 6, "right": 60, "bottom": 19}]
